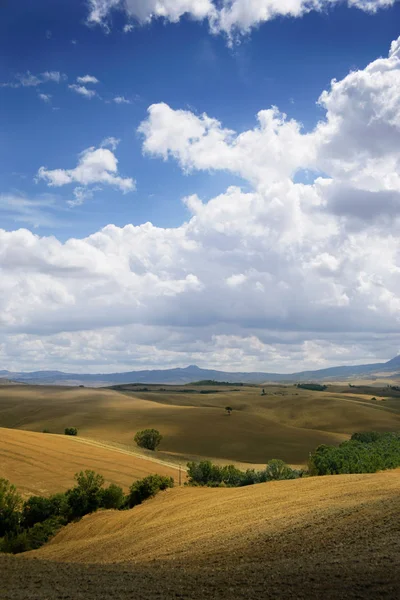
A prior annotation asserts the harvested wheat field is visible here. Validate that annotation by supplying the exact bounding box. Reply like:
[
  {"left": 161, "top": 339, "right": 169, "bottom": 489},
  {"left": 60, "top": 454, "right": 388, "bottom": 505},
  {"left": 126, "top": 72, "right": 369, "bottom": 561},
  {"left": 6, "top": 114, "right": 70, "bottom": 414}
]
[
  {"left": 1, "top": 470, "right": 399, "bottom": 599},
  {"left": 1, "top": 383, "right": 399, "bottom": 464},
  {"left": 0, "top": 427, "right": 181, "bottom": 497}
]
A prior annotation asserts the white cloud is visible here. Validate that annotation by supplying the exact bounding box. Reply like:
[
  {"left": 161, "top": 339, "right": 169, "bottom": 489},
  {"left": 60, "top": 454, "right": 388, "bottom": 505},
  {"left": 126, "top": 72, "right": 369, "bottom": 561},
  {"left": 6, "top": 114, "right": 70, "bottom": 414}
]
[
  {"left": 37, "top": 144, "right": 135, "bottom": 193},
  {"left": 38, "top": 93, "right": 52, "bottom": 103},
  {"left": 85, "top": 0, "right": 399, "bottom": 41},
  {"left": 101, "top": 136, "right": 121, "bottom": 150},
  {"left": 68, "top": 84, "right": 98, "bottom": 99},
  {"left": 113, "top": 95, "right": 131, "bottom": 104},
  {"left": 1, "top": 71, "right": 66, "bottom": 88},
  {"left": 0, "top": 193, "right": 60, "bottom": 228},
  {"left": 87, "top": 0, "right": 215, "bottom": 26},
  {"left": 67, "top": 187, "right": 96, "bottom": 208},
  {"left": 76, "top": 74, "right": 100, "bottom": 84},
  {"left": 3, "top": 37, "right": 400, "bottom": 371}
]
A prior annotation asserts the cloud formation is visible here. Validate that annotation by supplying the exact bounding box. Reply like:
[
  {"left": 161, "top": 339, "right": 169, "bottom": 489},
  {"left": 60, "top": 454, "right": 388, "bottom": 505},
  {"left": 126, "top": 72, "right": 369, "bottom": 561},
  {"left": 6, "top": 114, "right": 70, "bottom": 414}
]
[
  {"left": 2, "top": 38, "right": 400, "bottom": 371},
  {"left": 86, "top": 0, "right": 398, "bottom": 41},
  {"left": 37, "top": 144, "right": 135, "bottom": 193}
]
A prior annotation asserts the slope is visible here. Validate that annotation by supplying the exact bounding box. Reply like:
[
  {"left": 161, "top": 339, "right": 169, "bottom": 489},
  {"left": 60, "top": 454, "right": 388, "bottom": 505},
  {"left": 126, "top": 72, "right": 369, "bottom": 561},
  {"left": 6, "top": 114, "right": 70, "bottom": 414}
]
[
  {"left": 2, "top": 471, "right": 398, "bottom": 599},
  {"left": 0, "top": 383, "right": 399, "bottom": 464},
  {"left": 0, "top": 428, "right": 180, "bottom": 497}
]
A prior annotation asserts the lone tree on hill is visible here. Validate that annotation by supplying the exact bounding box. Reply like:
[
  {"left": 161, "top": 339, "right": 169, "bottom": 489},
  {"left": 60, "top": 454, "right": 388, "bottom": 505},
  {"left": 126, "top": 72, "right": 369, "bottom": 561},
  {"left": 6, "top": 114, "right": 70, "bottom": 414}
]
[
  {"left": 134, "top": 429, "right": 162, "bottom": 451},
  {"left": 225, "top": 406, "right": 233, "bottom": 416},
  {"left": 64, "top": 427, "right": 78, "bottom": 436},
  {"left": 261, "top": 388, "right": 266, "bottom": 396}
]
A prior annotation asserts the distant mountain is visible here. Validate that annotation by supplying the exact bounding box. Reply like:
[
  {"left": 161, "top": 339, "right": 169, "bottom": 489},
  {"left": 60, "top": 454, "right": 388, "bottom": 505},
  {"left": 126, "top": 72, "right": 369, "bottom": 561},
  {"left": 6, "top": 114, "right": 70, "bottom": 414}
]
[{"left": 1, "top": 356, "right": 400, "bottom": 387}]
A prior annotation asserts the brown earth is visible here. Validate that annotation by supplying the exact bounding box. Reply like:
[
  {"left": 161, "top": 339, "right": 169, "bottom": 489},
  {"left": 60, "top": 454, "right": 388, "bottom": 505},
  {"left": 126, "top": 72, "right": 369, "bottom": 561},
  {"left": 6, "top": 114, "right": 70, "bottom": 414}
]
[
  {"left": 1, "top": 383, "right": 399, "bottom": 464},
  {"left": 0, "top": 427, "right": 181, "bottom": 497},
  {"left": 1, "top": 470, "right": 399, "bottom": 599}
]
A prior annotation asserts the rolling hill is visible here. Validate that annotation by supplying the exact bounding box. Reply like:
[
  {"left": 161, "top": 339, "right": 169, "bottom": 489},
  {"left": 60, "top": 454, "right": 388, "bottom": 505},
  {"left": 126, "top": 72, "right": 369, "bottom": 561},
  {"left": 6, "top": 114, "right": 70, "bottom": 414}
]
[
  {"left": 0, "top": 428, "right": 181, "bottom": 497},
  {"left": 2, "top": 470, "right": 399, "bottom": 599},
  {"left": 0, "top": 382, "right": 399, "bottom": 465},
  {"left": 1, "top": 356, "right": 400, "bottom": 386}
]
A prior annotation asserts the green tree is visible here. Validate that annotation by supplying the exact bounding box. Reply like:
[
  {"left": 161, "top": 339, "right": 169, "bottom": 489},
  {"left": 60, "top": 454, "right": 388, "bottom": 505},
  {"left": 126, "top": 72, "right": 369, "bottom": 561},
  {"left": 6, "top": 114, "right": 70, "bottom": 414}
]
[
  {"left": 225, "top": 406, "right": 233, "bottom": 416},
  {"left": 101, "top": 484, "right": 125, "bottom": 510},
  {"left": 127, "top": 475, "right": 174, "bottom": 508},
  {"left": 134, "top": 429, "right": 162, "bottom": 451},
  {"left": 64, "top": 427, "right": 78, "bottom": 436},
  {"left": 0, "top": 479, "right": 22, "bottom": 537},
  {"left": 67, "top": 470, "right": 105, "bottom": 518},
  {"left": 264, "top": 459, "right": 297, "bottom": 481}
]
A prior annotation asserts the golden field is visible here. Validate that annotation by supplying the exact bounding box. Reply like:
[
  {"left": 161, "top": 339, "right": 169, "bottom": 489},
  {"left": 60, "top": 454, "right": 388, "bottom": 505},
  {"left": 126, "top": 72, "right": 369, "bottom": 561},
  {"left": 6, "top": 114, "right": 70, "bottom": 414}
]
[
  {"left": 1, "top": 470, "right": 399, "bottom": 599},
  {"left": 0, "top": 383, "right": 399, "bottom": 465},
  {"left": 0, "top": 427, "right": 181, "bottom": 497}
]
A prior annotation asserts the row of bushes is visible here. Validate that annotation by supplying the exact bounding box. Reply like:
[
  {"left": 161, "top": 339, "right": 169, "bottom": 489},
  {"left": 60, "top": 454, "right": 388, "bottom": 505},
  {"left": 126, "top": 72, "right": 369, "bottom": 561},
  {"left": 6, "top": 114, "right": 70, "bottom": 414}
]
[
  {"left": 309, "top": 431, "right": 400, "bottom": 475},
  {"left": 187, "top": 459, "right": 303, "bottom": 487},
  {"left": 0, "top": 471, "right": 174, "bottom": 554}
]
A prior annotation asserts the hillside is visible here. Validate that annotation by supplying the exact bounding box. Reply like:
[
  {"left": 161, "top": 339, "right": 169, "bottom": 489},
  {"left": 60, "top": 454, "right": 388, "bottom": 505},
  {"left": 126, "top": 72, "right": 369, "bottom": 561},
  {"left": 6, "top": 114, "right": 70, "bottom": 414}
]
[
  {"left": 0, "top": 383, "right": 399, "bottom": 465},
  {"left": 2, "top": 471, "right": 399, "bottom": 599},
  {"left": 0, "top": 428, "right": 180, "bottom": 497},
  {"left": 1, "top": 356, "right": 400, "bottom": 386}
]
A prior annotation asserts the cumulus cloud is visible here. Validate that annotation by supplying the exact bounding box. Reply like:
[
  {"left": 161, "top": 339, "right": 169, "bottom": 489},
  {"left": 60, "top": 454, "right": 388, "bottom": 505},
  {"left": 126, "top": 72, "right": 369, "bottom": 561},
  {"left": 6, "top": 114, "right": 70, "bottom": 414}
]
[
  {"left": 38, "top": 93, "right": 52, "bottom": 103},
  {"left": 86, "top": 0, "right": 399, "bottom": 41},
  {"left": 68, "top": 84, "right": 98, "bottom": 99},
  {"left": 3, "top": 38, "right": 400, "bottom": 371},
  {"left": 113, "top": 95, "right": 131, "bottom": 104},
  {"left": 76, "top": 74, "right": 100, "bottom": 84},
  {"left": 37, "top": 144, "right": 135, "bottom": 193}
]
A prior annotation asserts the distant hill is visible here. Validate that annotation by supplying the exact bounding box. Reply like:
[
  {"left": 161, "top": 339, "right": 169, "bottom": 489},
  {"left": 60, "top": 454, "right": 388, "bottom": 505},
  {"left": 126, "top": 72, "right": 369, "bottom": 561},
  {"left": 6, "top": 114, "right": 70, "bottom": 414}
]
[{"left": 0, "top": 356, "right": 399, "bottom": 386}]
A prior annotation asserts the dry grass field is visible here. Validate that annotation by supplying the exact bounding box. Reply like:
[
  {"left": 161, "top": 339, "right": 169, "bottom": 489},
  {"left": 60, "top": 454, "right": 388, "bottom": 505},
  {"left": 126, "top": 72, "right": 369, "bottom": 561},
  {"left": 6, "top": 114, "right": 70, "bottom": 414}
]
[
  {"left": 1, "top": 470, "right": 399, "bottom": 599},
  {"left": 0, "top": 383, "right": 399, "bottom": 465},
  {"left": 0, "top": 427, "right": 181, "bottom": 497}
]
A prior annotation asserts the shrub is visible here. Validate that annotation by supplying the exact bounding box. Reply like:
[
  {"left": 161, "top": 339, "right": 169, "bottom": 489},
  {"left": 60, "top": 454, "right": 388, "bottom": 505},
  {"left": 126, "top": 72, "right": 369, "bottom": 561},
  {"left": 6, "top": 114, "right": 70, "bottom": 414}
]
[
  {"left": 64, "top": 427, "right": 78, "bottom": 436},
  {"left": 134, "top": 429, "right": 162, "bottom": 451},
  {"left": 0, "top": 517, "right": 63, "bottom": 554},
  {"left": 309, "top": 432, "right": 400, "bottom": 476},
  {"left": 127, "top": 475, "right": 174, "bottom": 508},
  {"left": 101, "top": 484, "right": 125, "bottom": 510},
  {"left": 225, "top": 406, "right": 233, "bottom": 415},
  {"left": 296, "top": 383, "right": 327, "bottom": 391},
  {"left": 22, "top": 493, "right": 70, "bottom": 528},
  {"left": 0, "top": 479, "right": 22, "bottom": 537},
  {"left": 67, "top": 470, "right": 105, "bottom": 518},
  {"left": 264, "top": 459, "right": 297, "bottom": 481}
]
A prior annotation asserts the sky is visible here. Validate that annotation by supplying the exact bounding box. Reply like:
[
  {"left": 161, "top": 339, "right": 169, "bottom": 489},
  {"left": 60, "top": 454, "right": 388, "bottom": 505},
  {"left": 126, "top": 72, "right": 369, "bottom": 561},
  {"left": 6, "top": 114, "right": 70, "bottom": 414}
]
[{"left": 1, "top": 0, "right": 400, "bottom": 374}]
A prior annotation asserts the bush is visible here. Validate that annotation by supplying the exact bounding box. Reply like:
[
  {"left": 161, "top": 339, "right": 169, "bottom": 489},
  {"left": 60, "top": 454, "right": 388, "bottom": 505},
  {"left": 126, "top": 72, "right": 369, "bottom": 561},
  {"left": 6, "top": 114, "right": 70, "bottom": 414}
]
[
  {"left": 134, "top": 429, "right": 162, "bottom": 451},
  {"left": 309, "top": 432, "right": 400, "bottom": 476},
  {"left": 0, "top": 517, "right": 63, "bottom": 554},
  {"left": 296, "top": 383, "right": 327, "bottom": 391},
  {"left": 67, "top": 470, "right": 105, "bottom": 518},
  {"left": 22, "top": 493, "right": 70, "bottom": 528},
  {"left": 264, "top": 459, "right": 297, "bottom": 481},
  {"left": 127, "top": 475, "right": 174, "bottom": 508},
  {"left": 101, "top": 484, "right": 125, "bottom": 510},
  {"left": 187, "top": 460, "right": 299, "bottom": 487},
  {"left": 65, "top": 427, "right": 78, "bottom": 436},
  {"left": 0, "top": 479, "right": 22, "bottom": 537}
]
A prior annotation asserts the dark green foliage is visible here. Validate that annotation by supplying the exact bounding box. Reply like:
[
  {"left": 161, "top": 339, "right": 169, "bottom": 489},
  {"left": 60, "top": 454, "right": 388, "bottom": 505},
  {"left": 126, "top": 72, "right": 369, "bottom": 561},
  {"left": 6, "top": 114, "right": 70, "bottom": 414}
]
[
  {"left": 1, "top": 469, "right": 175, "bottom": 555},
  {"left": 0, "top": 479, "right": 22, "bottom": 537},
  {"left": 309, "top": 432, "right": 400, "bottom": 475},
  {"left": 67, "top": 470, "right": 105, "bottom": 519},
  {"left": 186, "top": 460, "right": 299, "bottom": 488},
  {"left": 296, "top": 383, "right": 328, "bottom": 391},
  {"left": 0, "top": 518, "right": 64, "bottom": 554},
  {"left": 64, "top": 427, "right": 78, "bottom": 436},
  {"left": 134, "top": 429, "right": 162, "bottom": 451},
  {"left": 225, "top": 406, "right": 233, "bottom": 415},
  {"left": 126, "top": 475, "right": 174, "bottom": 508},
  {"left": 264, "top": 459, "right": 297, "bottom": 481},
  {"left": 22, "top": 493, "right": 70, "bottom": 528},
  {"left": 101, "top": 484, "right": 125, "bottom": 510},
  {"left": 261, "top": 388, "right": 266, "bottom": 396}
]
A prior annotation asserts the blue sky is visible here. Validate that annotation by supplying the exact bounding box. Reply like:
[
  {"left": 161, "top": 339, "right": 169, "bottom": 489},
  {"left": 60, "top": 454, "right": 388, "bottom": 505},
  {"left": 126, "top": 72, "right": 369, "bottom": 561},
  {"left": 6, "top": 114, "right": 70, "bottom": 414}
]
[
  {"left": 1, "top": 0, "right": 400, "bottom": 373},
  {"left": 1, "top": 0, "right": 399, "bottom": 238}
]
